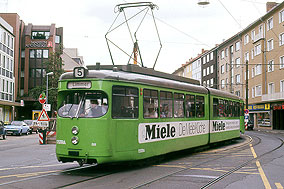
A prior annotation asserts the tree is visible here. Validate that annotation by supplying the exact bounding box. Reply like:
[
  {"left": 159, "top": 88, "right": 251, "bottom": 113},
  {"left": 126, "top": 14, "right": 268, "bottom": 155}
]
[{"left": 29, "top": 47, "right": 64, "bottom": 117}]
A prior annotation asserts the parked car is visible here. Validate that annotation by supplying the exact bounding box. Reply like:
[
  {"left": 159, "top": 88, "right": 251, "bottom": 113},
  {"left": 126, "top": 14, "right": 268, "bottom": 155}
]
[
  {"left": 5, "top": 121, "right": 30, "bottom": 136},
  {"left": 0, "top": 121, "right": 6, "bottom": 139},
  {"left": 24, "top": 120, "right": 39, "bottom": 134}
]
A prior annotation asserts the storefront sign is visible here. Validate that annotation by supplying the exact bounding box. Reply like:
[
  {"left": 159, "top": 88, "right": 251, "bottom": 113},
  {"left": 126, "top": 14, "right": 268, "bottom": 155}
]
[
  {"left": 272, "top": 103, "right": 284, "bottom": 110},
  {"left": 248, "top": 104, "right": 270, "bottom": 111}
]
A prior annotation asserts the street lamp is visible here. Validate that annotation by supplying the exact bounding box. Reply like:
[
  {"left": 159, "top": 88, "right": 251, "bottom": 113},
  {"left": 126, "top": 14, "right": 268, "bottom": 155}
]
[{"left": 46, "top": 72, "right": 54, "bottom": 104}]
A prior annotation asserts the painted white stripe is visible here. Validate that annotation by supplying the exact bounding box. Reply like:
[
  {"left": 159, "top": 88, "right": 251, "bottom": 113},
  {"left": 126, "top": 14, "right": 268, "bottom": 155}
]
[{"left": 174, "top": 175, "right": 218, "bottom": 179}]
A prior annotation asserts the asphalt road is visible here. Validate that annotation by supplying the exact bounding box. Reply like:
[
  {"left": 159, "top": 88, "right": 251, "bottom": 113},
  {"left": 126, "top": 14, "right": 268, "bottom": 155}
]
[{"left": 0, "top": 130, "right": 283, "bottom": 189}]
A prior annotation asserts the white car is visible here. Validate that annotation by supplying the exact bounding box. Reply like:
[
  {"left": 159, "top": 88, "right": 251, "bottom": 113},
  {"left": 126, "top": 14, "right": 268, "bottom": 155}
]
[{"left": 5, "top": 121, "right": 30, "bottom": 136}]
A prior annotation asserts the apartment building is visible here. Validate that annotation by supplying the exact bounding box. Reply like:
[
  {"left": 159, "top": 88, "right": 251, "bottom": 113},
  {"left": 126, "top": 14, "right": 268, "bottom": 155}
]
[
  {"left": 217, "top": 33, "right": 243, "bottom": 97},
  {"left": 240, "top": 2, "right": 284, "bottom": 130},
  {"left": 0, "top": 16, "right": 20, "bottom": 123},
  {"left": 173, "top": 49, "right": 206, "bottom": 83},
  {"left": 201, "top": 47, "right": 218, "bottom": 89}
]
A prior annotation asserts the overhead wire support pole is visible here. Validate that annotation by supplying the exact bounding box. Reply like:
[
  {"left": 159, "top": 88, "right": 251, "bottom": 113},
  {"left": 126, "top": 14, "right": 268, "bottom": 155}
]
[
  {"left": 246, "top": 60, "right": 249, "bottom": 110},
  {"left": 151, "top": 7, "right": 162, "bottom": 70}
]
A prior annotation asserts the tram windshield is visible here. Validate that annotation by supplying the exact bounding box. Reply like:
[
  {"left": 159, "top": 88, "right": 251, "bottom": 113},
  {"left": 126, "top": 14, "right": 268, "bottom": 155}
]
[{"left": 58, "top": 91, "right": 108, "bottom": 118}]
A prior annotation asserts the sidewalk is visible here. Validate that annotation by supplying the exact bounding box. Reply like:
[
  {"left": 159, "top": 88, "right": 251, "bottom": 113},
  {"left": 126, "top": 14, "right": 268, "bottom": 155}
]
[{"left": 252, "top": 128, "right": 284, "bottom": 135}]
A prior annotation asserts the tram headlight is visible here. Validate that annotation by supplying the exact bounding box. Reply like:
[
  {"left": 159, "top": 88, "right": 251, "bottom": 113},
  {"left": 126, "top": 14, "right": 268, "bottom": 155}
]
[
  {"left": 71, "top": 126, "right": 79, "bottom": 135},
  {"left": 71, "top": 136, "right": 79, "bottom": 145}
]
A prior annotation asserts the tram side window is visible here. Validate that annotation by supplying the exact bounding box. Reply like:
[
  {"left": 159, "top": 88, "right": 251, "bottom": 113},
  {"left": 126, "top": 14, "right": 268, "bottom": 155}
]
[
  {"left": 236, "top": 102, "right": 240, "bottom": 117},
  {"left": 112, "top": 86, "right": 139, "bottom": 119},
  {"left": 185, "top": 94, "right": 195, "bottom": 118},
  {"left": 174, "top": 93, "right": 184, "bottom": 118},
  {"left": 213, "top": 98, "right": 219, "bottom": 117},
  {"left": 143, "top": 89, "right": 158, "bottom": 118},
  {"left": 196, "top": 95, "right": 205, "bottom": 118},
  {"left": 228, "top": 101, "right": 233, "bottom": 117},
  {"left": 160, "top": 91, "right": 173, "bottom": 118},
  {"left": 218, "top": 99, "right": 225, "bottom": 117}
]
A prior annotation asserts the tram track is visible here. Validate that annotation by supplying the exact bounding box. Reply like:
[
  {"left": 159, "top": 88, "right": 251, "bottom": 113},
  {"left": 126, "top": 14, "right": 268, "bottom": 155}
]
[{"left": 130, "top": 134, "right": 282, "bottom": 189}]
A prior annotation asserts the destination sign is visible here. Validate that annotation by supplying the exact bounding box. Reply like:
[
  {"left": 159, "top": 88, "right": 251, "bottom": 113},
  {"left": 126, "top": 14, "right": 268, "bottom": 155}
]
[{"left": 67, "top": 81, "right": 91, "bottom": 89}]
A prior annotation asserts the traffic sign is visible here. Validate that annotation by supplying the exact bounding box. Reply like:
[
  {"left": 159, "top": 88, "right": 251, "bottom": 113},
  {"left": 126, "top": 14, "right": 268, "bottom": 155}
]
[
  {"left": 38, "top": 109, "right": 50, "bottom": 121},
  {"left": 244, "top": 109, "right": 249, "bottom": 114},
  {"left": 39, "top": 93, "right": 47, "bottom": 104},
  {"left": 43, "top": 104, "right": 51, "bottom": 111}
]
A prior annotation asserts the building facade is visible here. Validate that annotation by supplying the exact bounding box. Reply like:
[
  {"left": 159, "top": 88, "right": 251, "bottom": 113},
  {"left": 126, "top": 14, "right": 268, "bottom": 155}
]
[
  {"left": 218, "top": 34, "right": 243, "bottom": 96},
  {"left": 201, "top": 47, "right": 218, "bottom": 89},
  {"left": 0, "top": 16, "right": 20, "bottom": 123}
]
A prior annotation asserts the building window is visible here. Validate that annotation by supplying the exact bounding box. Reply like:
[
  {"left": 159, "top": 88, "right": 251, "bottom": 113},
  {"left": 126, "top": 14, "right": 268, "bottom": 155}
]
[
  {"left": 251, "top": 30, "right": 255, "bottom": 41},
  {"left": 279, "top": 33, "right": 284, "bottom": 46},
  {"left": 252, "top": 68, "right": 255, "bottom": 78},
  {"left": 210, "top": 78, "right": 214, "bottom": 87},
  {"left": 255, "top": 44, "right": 261, "bottom": 56},
  {"left": 244, "top": 52, "right": 249, "bottom": 62},
  {"left": 280, "top": 80, "right": 284, "bottom": 92},
  {"left": 267, "top": 39, "right": 274, "bottom": 51},
  {"left": 203, "top": 69, "right": 206, "bottom": 77},
  {"left": 55, "top": 35, "right": 61, "bottom": 44},
  {"left": 206, "top": 54, "right": 209, "bottom": 62},
  {"left": 210, "top": 52, "right": 213, "bottom": 60},
  {"left": 235, "top": 41, "right": 240, "bottom": 51},
  {"left": 221, "top": 79, "right": 225, "bottom": 88},
  {"left": 203, "top": 56, "right": 206, "bottom": 64},
  {"left": 43, "top": 50, "right": 49, "bottom": 58},
  {"left": 252, "top": 87, "right": 255, "bottom": 98},
  {"left": 255, "top": 64, "right": 262, "bottom": 75},
  {"left": 267, "top": 17, "right": 273, "bottom": 30},
  {"left": 236, "top": 74, "right": 241, "bottom": 84},
  {"left": 21, "top": 50, "right": 25, "bottom": 58},
  {"left": 210, "top": 65, "right": 213, "bottom": 74},
  {"left": 268, "top": 83, "right": 275, "bottom": 94},
  {"left": 279, "top": 9, "right": 284, "bottom": 23},
  {"left": 32, "top": 31, "right": 50, "bottom": 40},
  {"left": 30, "top": 50, "right": 35, "bottom": 58},
  {"left": 207, "top": 67, "right": 210, "bottom": 75},
  {"left": 225, "top": 48, "right": 228, "bottom": 57},
  {"left": 221, "top": 50, "right": 225, "bottom": 59},
  {"left": 221, "top": 65, "right": 224, "bottom": 74},
  {"left": 235, "top": 57, "right": 240, "bottom": 68},
  {"left": 244, "top": 34, "right": 249, "bottom": 45},
  {"left": 268, "top": 60, "right": 274, "bottom": 72},
  {"left": 255, "top": 85, "right": 262, "bottom": 97},
  {"left": 280, "top": 56, "right": 284, "bottom": 69},
  {"left": 235, "top": 91, "right": 240, "bottom": 97}
]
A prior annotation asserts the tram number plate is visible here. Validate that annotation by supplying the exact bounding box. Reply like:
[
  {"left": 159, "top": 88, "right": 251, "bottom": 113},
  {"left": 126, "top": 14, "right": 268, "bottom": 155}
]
[
  {"left": 74, "top": 67, "right": 86, "bottom": 78},
  {"left": 67, "top": 81, "right": 91, "bottom": 89}
]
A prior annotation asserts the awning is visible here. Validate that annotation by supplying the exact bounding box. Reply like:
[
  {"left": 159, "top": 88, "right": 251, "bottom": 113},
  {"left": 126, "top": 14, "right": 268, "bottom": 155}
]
[{"left": 0, "top": 100, "right": 22, "bottom": 107}]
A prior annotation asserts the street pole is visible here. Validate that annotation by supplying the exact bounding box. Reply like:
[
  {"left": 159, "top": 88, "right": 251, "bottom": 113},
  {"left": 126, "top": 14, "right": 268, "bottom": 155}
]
[
  {"left": 46, "top": 72, "right": 54, "bottom": 104},
  {"left": 246, "top": 60, "right": 248, "bottom": 110},
  {"left": 46, "top": 74, "right": 48, "bottom": 104}
]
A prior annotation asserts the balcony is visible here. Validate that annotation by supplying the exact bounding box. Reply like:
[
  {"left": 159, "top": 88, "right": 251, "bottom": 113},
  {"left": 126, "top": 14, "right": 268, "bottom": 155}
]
[
  {"left": 262, "top": 92, "right": 284, "bottom": 102},
  {"left": 253, "top": 33, "right": 264, "bottom": 43}
]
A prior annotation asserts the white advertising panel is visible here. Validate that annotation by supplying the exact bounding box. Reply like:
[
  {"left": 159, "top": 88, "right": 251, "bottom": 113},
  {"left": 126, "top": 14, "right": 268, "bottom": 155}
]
[{"left": 138, "top": 120, "right": 209, "bottom": 144}]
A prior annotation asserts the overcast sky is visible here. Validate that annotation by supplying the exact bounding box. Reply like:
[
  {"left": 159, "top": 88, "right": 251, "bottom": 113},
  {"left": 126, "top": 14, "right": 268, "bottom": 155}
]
[{"left": 2, "top": 0, "right": 281, "bottom": 73}]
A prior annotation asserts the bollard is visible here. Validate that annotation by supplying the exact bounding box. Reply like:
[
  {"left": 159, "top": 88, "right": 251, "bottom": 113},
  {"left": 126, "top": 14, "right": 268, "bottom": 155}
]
[{"left": 38, "top": 129, "right": 47, "bottom": 145}]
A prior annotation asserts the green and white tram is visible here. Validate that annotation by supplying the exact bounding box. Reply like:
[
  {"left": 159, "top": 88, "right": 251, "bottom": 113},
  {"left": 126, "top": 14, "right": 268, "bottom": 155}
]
[{"left": 56, "top": 65, "right": 244, "bottom": 166}]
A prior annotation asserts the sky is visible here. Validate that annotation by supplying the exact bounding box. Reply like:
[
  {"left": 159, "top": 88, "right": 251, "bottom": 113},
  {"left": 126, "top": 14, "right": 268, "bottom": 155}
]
[{"left": 1, "top": 0, "right": 281, "bottom": 73}]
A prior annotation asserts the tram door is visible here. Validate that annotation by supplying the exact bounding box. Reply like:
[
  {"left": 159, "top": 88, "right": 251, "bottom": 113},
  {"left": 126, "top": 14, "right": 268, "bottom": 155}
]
[{"left": 112, "top": 86, "right": 139, "bottom": 151}]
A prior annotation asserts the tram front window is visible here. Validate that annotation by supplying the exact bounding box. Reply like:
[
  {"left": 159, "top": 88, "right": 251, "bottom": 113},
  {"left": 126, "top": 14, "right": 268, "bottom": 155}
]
[{"left": 58, "top": 91, "right": 108, "bottom": 118}]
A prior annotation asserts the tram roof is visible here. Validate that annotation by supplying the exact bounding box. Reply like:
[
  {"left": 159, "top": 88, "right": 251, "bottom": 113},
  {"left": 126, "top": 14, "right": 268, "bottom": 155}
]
[{"left": 60, "top": 64, "right": 241, "bottom": 100}]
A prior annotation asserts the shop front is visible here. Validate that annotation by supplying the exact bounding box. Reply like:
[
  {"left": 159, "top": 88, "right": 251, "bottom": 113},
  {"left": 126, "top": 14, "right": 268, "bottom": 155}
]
[
  {"left": 271, "top": 103, "right": 284, "bottom": 130},
  {"left": 248, "top": 103, "right": 271, "bottom": 130}
]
